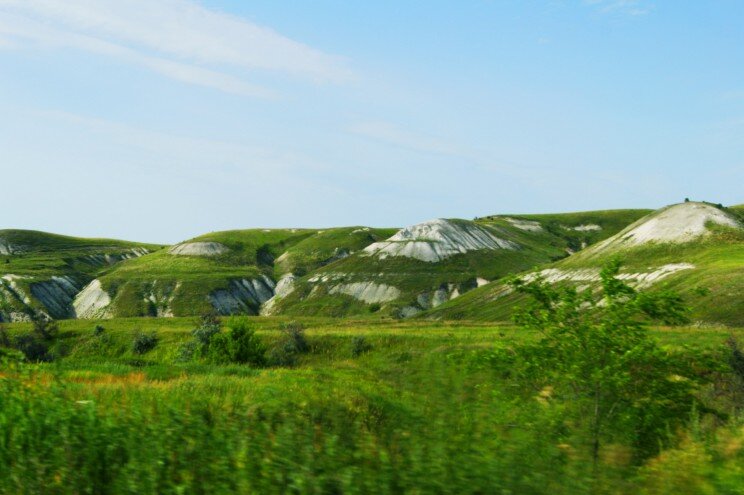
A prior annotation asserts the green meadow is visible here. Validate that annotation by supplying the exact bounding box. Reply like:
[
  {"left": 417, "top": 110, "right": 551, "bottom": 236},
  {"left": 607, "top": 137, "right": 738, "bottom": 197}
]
[{"left": 1, "top": 316, "right": 743, "bottom": 494}]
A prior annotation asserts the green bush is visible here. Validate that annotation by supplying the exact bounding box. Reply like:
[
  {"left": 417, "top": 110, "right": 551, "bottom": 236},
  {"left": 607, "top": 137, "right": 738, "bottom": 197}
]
[
  {"left": 205, "top": 321, "right": 265, "bottom": 366},
  {"left": 267, "top": 321, "right": 310, "bottom": 367},
  {"left": 132, "top": 331, "right": 158, "bottom": 355},
  {"left": 12, "top": 332, "right": 52, "bottom": 362},
  {"left": 351, "top": 336, "right": 372, "bottom": 357}
]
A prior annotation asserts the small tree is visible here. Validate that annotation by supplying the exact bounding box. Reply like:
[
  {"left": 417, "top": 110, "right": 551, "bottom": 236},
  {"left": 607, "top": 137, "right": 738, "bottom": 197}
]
[{"left": 511, "top": 259, "right": 694, "bottom": 465}]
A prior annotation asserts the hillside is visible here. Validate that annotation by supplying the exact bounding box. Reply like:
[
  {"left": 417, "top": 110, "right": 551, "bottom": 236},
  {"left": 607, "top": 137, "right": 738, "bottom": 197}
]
[
  {"left": 266, "top": 209, "right": 649, "bottom": 318},
  {"left": 77, "top": 227, "right": 395, "bottom": 318},
  {"left": 0, "top": 230, "right": 159, "bottom": 321},
  {"left": 425, "top": 202, "right": 744, "bottom": 326}
]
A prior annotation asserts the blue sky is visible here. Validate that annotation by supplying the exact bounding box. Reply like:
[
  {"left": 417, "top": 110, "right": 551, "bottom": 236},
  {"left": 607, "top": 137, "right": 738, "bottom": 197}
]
[{"left": 0, "top": 0, "right": 742, "bottom": 243}]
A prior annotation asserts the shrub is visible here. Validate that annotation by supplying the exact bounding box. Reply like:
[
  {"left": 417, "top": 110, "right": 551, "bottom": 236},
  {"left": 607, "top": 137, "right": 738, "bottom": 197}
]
[
  {"left": 267, "top": 321, "right": 310, "bottom": 367},
  {"left": 511, "top": 259, "right": 694, "bottom": 463},
  {"left": 132, "top": 331, "right": 158, "bottom": 355},
  {"left": 206, "top": 321, "right": 265, "bottom": 366},
  {"left": 93, "top": 324, "right": 105, "bottom": 336},
  {"left": 13, "top": 332, "right": 52, "bottom": 362},
  {"left": 32, "top": 317, "right": 59, "bottom": 341},
  {"left": 351, "top": 336, "right": 372, "bottom": 357},
  {"left": 280, "top": 321, "right": 309, "bottom": 354},
  {"left": 192, "top": 312, "right": 221, "bottom": 346}
]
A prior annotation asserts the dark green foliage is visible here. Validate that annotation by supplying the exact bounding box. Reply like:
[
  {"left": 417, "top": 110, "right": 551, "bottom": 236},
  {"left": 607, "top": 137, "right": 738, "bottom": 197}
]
[
  {"left": 351, "top": 335, "right": 372, "bottom": 357},
  {"left": 205, "top": 321, "right": 265, "bottom": 366},
  {"left": 267, "top": 321, "right": 310, "bottom": 367},
  {"left": 32, "top": 317, "right": 59, "bottom": 341},
  {"left": 280, "top": 321, "right": 309, "bottom": 354},
  {"left": 511, "top": 259, "right": 695, "bottom": 463},
  {"left": 0, "top": 323, "right": 9, "bottom": 347},
  {"left": 192, "top": 312, "right": 221, "bottom": 346},
  {"left": 12, "top": 332, "right": 52, "bottom": 362},
  {"left": 132, "top": 331, "right": 158, "bottom": 355},
  {"left": 93, "top": 324, "right": 105, "bottom": 336}
]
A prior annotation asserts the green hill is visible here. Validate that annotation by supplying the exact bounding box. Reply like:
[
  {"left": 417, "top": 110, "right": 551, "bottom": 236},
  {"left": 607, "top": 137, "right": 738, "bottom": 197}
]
[
  {"left": 79, "top": 227, "right": 395, "bottom": 318},
  {"left": 425, "top": 202, "right": 744, "bottom": 326},
  {"left": 267, "top": 209, "right": 649, "bottom": 318},
  {"left": 0, "top": 230, "right": 159, "bottom": 321}
]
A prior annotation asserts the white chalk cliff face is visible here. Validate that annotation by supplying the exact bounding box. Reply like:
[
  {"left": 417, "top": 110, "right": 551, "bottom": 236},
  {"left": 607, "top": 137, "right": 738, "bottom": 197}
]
[
  {"left": 363, "top": 219, "right": 518, "bottom": 262},
  {"left": 73, "top": 279, "right": 112, "bottom": 319},
  {"left": 169, "top": 242, "right": 229, "bottom": 256},
  {"left": 594, "top": 203, "right": 740, "bottom": 252}
]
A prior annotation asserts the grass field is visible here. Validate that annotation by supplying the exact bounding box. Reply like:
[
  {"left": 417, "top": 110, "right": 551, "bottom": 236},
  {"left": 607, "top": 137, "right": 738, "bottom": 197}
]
[{"left": 1, "top": 316, "right": 743, "bottom": 494}]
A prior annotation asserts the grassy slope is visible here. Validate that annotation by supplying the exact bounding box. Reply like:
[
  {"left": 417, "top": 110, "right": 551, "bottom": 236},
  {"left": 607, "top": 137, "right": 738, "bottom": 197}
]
[
  {"left": 271, "top": 211, "right": 650, "bottom": 318},
  {"left": 426, "top": 207, "right": 744, "bottom": 326},
  {"left": 0, "top": 229, "right": 160, "bottom": 278},
  {"left": 100, "top": 227, "right": 395, "bottom": 317},
  {"left": 0, "top": 230, "right": 160, "bottom": 319}
]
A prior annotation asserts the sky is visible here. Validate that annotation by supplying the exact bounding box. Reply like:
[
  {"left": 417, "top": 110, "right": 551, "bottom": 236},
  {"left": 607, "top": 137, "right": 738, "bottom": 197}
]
[{"left": 0, "top": 0, "right": 742, "bottom": 243}]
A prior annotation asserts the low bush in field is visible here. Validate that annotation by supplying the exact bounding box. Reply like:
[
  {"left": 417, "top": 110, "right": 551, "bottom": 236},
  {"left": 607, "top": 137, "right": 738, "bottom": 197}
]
[
  {"left": 351, "top": 335, "right": 372, "bottom": 357},
  {"left": 205, "top": 321, "right": 266, "bottom": 366},
  {"left": 266, "top": 321, "right": 310, "bottom": 367},
  {"left": 132, "top": 331, "right": 158, "bottom": 355}
]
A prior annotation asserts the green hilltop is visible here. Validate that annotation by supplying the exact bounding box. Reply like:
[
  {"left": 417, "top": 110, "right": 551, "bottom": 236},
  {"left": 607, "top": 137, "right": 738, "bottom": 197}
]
[
  {"left": 2, "top": 202, "right": 742, "bottom": 326},
  {"left": 425, "top": 202, "right": 744, "bottom": 326}
]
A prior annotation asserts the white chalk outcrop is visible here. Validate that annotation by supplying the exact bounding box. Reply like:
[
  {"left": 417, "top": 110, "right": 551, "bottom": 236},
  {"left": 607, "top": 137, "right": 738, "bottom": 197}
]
[
  {"left": 73, "top": 279, "right": 112, "bottom": 319},
  {"left": 504, "top": 218, "right": 543, "bottom": 232},
  {"left": 525, "top": 263, "right": 695, "bottom": 289},
  {"left": 0, "top": 240, "right": 18, "bottom": 255},
  {"left": 364, "top": 219, "right": 518, "bottom": 262},
  {"left": 169, "top": 242, "right": 229, "bottom": 257},
  {"left": 30, "top": 276, "right": 81, "bottom": 318},
  {"left": 594, "top": 203, "right": 740, "bottom": 252},
  {"left": 571, "top": 224, "right": 602, "bottom": 232},
  {"left": 81, "top": 247, "right": 150, "bottom": 267},
  {"left": 209, "top": 276, "right": 276, "bottom": 315},
  {"left": 260, "top": 274, "right": 297, "bottom": 316},
  {"left": 328, "top": 281, "right": 401, "bottom": 304}
]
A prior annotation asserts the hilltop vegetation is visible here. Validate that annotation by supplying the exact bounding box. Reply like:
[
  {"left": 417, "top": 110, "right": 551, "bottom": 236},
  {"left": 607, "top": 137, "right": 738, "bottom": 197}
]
[
  {"left": 1, "top": 202, "right": 742, "bottom": 326},
  {"left": 427, "top": 203, "right": 744, "bottom": 326}
]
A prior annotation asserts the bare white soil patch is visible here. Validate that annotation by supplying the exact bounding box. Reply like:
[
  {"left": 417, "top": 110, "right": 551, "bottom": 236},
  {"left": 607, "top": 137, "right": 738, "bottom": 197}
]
[
  {"left": 504, "top": 218, "right": 543, "bottom": 232},
  {"left": 260, "top": 274, "right": 297, "bottom": 316},
  {"left": 595, "top": 203, "right": 740, "bottom": 251},
  {"left": 364, "top": 219, "right": 517, "bottom": 262},
  {"left": 169, "top": 242, "right": 229, "bottom": 257},
  {"left": 526, "top": 263, "right": 695, "bottom": 289},
  {"left": 73, "top": 279, "right": 112, "bottom": 319},
  {"left": 571, "top": 224, "right": 602, "bottom": 232},
  {"left": 329, "top": 282, "right": 401, "bottom": 304}
]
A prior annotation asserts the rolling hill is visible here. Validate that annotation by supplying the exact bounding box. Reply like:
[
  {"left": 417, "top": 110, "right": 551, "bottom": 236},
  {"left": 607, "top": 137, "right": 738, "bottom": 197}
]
[
  {"left": 265, "top": 209, "right": 650, "bottom": 318},
  {"left": 425, "top": 202, "right": 744, "bottom": 326},
  {"left": 0, "top": 230, "right": 159, "bottom": 321},
  {"left": 74, "top": 227, "right": 396, "bottom": 318},
  {"left": 4, "top": 203, "right": 741, "bottom": 325}
]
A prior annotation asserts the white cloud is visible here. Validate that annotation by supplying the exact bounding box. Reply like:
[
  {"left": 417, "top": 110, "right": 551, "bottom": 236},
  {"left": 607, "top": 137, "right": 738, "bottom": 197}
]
[{"left": 0, "top": 0, "right": 351, "bottom": 95}]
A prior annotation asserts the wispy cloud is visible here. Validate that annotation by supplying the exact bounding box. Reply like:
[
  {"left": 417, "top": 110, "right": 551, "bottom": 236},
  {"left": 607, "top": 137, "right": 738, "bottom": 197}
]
[
  {"left": 0, "top": 0, "right": 351, "bottom": 96},
  {"left": 584, "top": 0, "right": 652, "bottom": 16}
]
